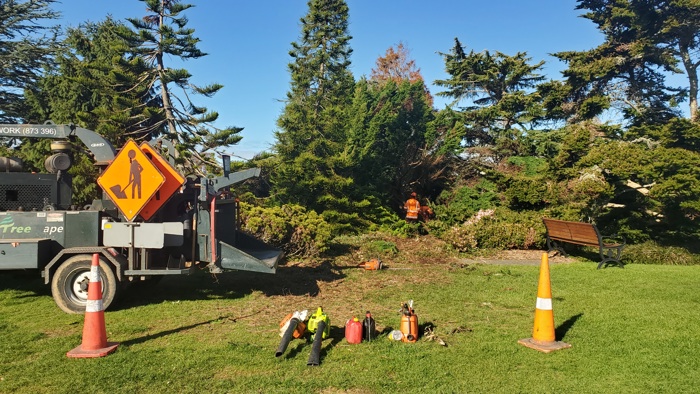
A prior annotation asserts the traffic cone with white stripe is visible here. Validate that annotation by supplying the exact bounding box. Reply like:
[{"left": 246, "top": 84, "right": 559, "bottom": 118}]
[
  {"left": 67, "top": 253, "right": 119, "bottom": 358},
  {"left": 518, "top": 253, "right": 571, "bottom": 353}
]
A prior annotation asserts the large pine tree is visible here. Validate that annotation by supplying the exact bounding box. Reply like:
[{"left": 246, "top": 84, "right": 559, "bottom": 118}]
[
  {"left": 125, "top": 0, "right": 242, "bottom": 174},
  {"left": 554, "top": 0, "right": 697, "bottom": 125},
  {"left": 0, "top": 0, "right": 58, "bottom": 123},
  {"left": 30, "top": 17, "right": 162, "bottom": 145},
  {"left": 272, "top": 0, "right": 365, "bottom": 231},
  {"left": 25, "top": 17, "right": 163, "bottom": 205},
  {"left": 435, "top": 38, "right": 546, "bottom": 152}
]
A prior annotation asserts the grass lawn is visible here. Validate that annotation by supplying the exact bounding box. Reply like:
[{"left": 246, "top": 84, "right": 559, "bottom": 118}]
[{"left": 1, "top": 256, "right": 699, "bottom": 393}]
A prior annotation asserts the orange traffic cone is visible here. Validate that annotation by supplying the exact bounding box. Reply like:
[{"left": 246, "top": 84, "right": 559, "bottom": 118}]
[
  {"left": 67, "top": 254, "right": 119, "bottom": 358},
  {"left": 518, "top": 253, "right": 571, "bottom": 353}
]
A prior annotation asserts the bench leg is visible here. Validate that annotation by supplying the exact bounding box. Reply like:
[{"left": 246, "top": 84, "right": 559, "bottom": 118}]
[
  {"left": 597, "top": 246, "right": 624, "bottom": 269},
  {"left": 546, "top": 236, "right": 567, "bottom": 257}
]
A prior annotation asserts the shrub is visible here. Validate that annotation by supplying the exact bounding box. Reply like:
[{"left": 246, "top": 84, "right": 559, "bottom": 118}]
[
  {"left": 239, "top": 203, "right": 333, "bottom": 257},
  {"left": 420, "top": 215, "right": 450, "bottom": 237},
  {"left": 366, "top": 239, "right": 399, "bottom": 256},
  {"left": 471, "top": 213, "right": 541, "bottom": 250},
  {"left": 388, "top": 219, "right": 423, "bottom": 237},
  {"left": 440, "top": 208, "right": 545, "bottom": 252},
  {"left": 623, "top": 241, "right": 700, "bottom": 265},
  {"left": 441, "top": 225, "right": 478, "bottom": 252},
  {"left": 435, "top": 180, "right": 500, "bottom": 225},
  {"left": 503, "top": 177, "right": 548, "bottom": 209}
]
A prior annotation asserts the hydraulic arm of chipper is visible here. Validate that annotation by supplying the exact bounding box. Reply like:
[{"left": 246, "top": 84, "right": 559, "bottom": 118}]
[{"left": 0, "top": 122, "right": 117, "bottom": 164}]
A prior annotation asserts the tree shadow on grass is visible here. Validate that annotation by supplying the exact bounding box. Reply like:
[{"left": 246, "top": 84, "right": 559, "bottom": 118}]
[
  {"left": 553, "top": 245, "right": 599, "bottom": 264},
  {"left": 555, "top": 245, "right": 626, "bottom": 268},
  {"left": 120, "top": 318, "right": 224, "bottom": 347},
  {"left": 113, "top": 259, "right": 345, "bottom": 311}
]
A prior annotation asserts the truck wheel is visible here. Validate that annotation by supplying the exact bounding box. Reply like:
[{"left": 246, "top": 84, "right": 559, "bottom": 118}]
[{"left": 50, "top": 255, "right": 118, "bottom": 314}]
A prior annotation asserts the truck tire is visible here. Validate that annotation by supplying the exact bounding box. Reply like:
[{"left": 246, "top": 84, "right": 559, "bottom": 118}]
[{"left": 50, "top": 255, "right": 118, "bottom": 314}]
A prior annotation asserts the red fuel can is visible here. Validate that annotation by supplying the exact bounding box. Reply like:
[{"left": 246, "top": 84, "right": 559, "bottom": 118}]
[{"left": 345, "top": 317, "right": 363, "bottom": 344}]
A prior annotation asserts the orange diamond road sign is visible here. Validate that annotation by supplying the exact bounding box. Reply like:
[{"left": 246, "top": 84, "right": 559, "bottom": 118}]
[
  {"left": 138, "top": 142, "right": 185, "bottom": 221},
  {"left": 98, "top": 139, "right": 165, "bottom": 221}
]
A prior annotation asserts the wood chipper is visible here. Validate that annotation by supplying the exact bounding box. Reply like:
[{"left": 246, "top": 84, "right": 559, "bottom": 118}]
[{"left": 0, "top": 122, "right": 282, "bottom": 313}]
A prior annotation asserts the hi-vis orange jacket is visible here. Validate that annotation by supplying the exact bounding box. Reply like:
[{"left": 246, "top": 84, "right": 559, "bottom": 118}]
[{"left": 404, "top": 198, "right": 420, "bottom": 220}]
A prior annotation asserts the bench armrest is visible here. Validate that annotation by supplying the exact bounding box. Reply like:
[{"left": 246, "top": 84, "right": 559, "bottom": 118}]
[{"left": 601, "top": 233, "right": 626, "bottom": 246}]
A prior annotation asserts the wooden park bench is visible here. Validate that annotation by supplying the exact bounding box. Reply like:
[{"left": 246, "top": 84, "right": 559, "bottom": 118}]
[{"left": 542, "top": 218, "right": 626, "bottom": 269}]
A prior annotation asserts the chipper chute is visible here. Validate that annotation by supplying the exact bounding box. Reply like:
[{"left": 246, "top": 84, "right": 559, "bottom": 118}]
[
  {"left": 200, "top": 167, "right": 283, "bottom": 274},
  {"left": 219, "top": 231, "right": 281, "bottom": 273}
]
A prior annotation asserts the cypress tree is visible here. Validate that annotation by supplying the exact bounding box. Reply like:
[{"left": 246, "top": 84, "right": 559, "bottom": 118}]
[{"left": 272, "top": 0, "right": 366, "bottom": 231}]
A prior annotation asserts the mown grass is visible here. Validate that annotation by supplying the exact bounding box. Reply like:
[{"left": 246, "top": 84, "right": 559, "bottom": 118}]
[{"left": 1, "top": 259, "right": 699, "bottom": 393}]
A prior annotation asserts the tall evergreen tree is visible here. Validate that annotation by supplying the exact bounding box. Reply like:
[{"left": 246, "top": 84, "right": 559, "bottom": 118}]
[
  {"left": 435, "top": 38, "right": 546, "bottom": 152},
  {"left": 29, "top": 17, "right": 162, "bottom": 145},
  {"left": 349, "top": 43, "right": 441, "bottom": 209},
  {"left": 656, "top": 0, "right": 700, "bottom": 122},
  {"left": 24, "top": 17, "right": 165, "bottom": 205},
  {"left": 554, "top": 0, "right": 696, "bottom": 125},
  {"left": 370, "top": 42, "right": 434, "bottom": 107},
  {"left": 272, "top": 0, "right": 363, "bottom": 230},
  {"left": 371, "top": 43, "right": 423, "bottom": 84},
  {"left": 348, "top": 78, "right": 435, "bottom": 209},
  {"left": 0, "top": 0, "right": 59, "bottom": 123},
  {"left": 125, "top": 0, "right": 242, "bottom": 174}
]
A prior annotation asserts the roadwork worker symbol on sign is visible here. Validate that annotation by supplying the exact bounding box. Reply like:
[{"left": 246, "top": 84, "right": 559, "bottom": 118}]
[
  {"left": 98, "top": 139, "right": 165, "bottom": 221},
  {"left": 126, "top": 149, "right": 143, "bottom": 199}
]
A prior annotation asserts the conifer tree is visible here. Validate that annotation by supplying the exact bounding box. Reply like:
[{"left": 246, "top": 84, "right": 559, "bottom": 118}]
[
  {"left": 0, "top": 0, "right": 59, "bottom": 123},
  {"left": 371, "top": 43, "right": 422, "bottom": 84},
  {"left": 272, "top": 0, "right": 364, "bottom": 231},
  {"left": 30, "top": 17, "right": 161, "bottom": 145},
  {"left": 348, "top": 43, "right": 438, "bottom": 209},
  {"left": 555, "top": 0, "right": 698, "bottom": 125},
  {"left": 370, "top": 42, "right": 434, "bottom": 106},
  {"left": 436, "top": 38, "right": 546, "bottom": 152},
  {"left": 125, "top": 0, "right": 242, "bottom": 174},
  {"left": 348, "top": 78, "right": 434, "bottom": 208}
]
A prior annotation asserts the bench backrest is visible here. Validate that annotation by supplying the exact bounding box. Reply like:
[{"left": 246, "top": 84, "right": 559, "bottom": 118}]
[{"left": 543, "top": 218, "right": 601, "bottom": 246}]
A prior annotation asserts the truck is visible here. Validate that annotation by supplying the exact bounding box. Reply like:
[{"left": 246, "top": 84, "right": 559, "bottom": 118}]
[{"left": 0, "top": 122, "right": 282, "bottom": 313}]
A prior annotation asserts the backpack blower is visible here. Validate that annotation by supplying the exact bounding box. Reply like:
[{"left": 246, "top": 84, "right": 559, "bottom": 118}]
[
  {"left": 275, "top": 310, "right": 308, "bottom": 357},
  {"left": 306, "top": 306, "right": 330, "bottom": 366}
]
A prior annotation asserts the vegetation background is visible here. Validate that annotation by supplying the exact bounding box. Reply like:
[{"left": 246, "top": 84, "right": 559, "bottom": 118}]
[
  {"left": 2, "top": 2, "right": 700, "bottom": 392},
  {"left": 3, "top": 0, "right": 700, "bottom": 264}
]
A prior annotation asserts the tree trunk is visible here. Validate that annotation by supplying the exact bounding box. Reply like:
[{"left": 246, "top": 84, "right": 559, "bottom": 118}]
[
  {"left": 156, "top": 4, "right": 178, "bottom": 136},
  {"left": 679, "top": 41, "right": 699, "bottom": 122},
  {"left": 158, "top": 56, "right": 178, "bottom": 135}
]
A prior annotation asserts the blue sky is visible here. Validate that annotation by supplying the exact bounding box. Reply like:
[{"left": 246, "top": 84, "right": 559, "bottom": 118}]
[{"left": 54, "top": 1, "right": 603, "bottom": 159}]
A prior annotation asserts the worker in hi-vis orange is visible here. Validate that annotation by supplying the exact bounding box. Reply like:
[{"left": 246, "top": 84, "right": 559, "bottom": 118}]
[{"left": 404, "top": 192, "right": 420, "bottom": 222}]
